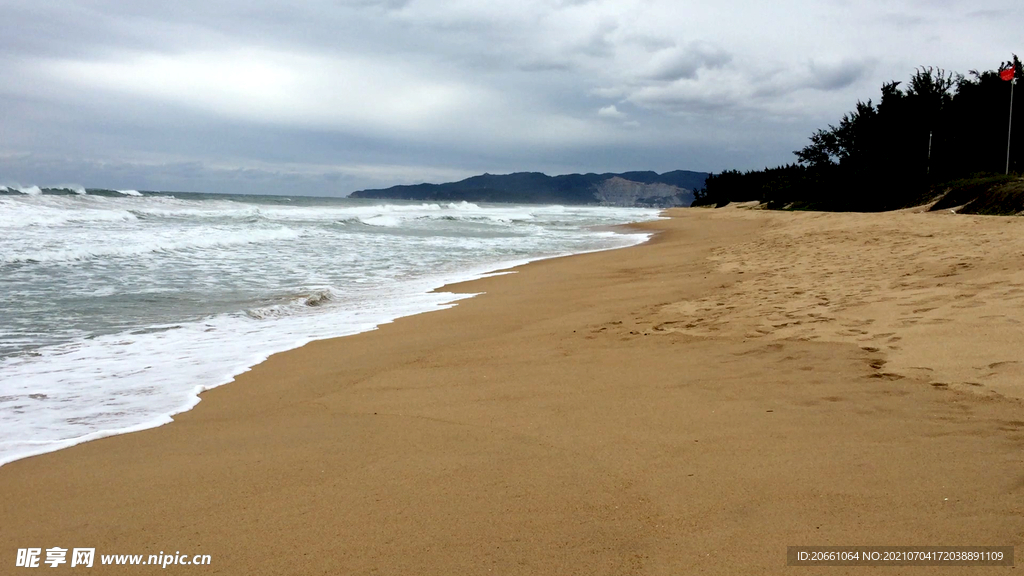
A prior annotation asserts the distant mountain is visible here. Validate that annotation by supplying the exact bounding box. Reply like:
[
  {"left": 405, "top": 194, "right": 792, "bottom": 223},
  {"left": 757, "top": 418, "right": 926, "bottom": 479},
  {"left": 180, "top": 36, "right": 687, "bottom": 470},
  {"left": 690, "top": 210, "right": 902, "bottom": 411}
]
[{"left": 349, "top": 170, "right": 709, "bottom": 207}]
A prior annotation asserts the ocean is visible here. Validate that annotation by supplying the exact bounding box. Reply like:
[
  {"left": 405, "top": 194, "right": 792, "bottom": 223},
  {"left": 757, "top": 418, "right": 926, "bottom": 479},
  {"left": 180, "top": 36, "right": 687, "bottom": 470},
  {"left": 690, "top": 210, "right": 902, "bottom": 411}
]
[{"left": 0, "top": 186, "right": 659, "bottom": 466}]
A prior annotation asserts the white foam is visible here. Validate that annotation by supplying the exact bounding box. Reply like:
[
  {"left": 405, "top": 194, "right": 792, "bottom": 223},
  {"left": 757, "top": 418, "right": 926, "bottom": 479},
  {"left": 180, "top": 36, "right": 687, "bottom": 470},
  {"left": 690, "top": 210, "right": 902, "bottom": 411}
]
[
  {"left": 0, "top": 284, "right": 477, "bottom": 467},
  {"left": 0, "top": 197, "right": 138, "bottom": 228},
  {"left": 0, "top": 229, "right": 656, "bottom": 467},
  {"left": 129, "top": 205, "right": 262, "bottom": 219},
  {"left": 116, "top": 189, "right": 143, "bottom": 196},
  {"left": 359, "top": 214, "right": 403, "bottom": 227},
  {"left": 0, "top": 196, "right": 661, "bottom": 467},
  {"left": 1, "top": 225, "right": 303, "bottom": 264},
  {"left": 0, "top": 194, "right": 641, "bottom": 229}
]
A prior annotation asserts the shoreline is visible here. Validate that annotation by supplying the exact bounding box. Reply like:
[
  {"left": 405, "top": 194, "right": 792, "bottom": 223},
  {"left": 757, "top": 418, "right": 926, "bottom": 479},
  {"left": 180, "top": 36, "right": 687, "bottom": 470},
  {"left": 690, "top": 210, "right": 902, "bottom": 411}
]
[
  {"left": 3, "top": 207, "right": 1022, "bottom": 574},
  {"left": 0, "top": 214, "right": 658, "bottom": 468}
]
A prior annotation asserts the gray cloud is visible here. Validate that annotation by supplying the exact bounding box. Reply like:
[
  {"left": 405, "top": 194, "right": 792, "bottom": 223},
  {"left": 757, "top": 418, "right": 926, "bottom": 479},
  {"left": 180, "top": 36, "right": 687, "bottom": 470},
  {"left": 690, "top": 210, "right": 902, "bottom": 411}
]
[
  {"left": 964, "top": 8, "right": 1010, "bottom": 19},
  {"left": 1, "top": 0, "right": 1021, "bottom": 195},
  {"left": 646, "top": 44, "right": 733, "bottom": 81},
  {"left": 805, "top": 59, "right": 873, "bottom": 91},
  {"left": 880, "top": 12, "right": 928, "bottom": 27}
]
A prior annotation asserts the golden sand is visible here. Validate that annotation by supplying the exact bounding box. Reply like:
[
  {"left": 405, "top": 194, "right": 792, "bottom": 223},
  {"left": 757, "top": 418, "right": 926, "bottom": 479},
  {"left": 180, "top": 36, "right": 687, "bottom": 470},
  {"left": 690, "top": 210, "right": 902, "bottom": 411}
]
[{"left": 2, "top": 207, "right": 1022, "bottom": 574}]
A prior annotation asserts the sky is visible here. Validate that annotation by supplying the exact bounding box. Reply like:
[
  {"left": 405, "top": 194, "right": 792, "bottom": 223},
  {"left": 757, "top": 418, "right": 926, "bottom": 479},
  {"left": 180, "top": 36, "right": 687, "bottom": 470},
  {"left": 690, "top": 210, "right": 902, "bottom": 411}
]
[{"left": 0, "top": 0, "right": 1020, "bottom": 196}]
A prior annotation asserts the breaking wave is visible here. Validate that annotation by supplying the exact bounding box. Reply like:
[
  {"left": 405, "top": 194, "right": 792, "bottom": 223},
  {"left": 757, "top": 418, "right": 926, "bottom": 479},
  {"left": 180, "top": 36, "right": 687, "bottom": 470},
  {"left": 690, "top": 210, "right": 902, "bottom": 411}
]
[
  {"left": 1, "top": 184, "right": 43, "bottom": 195},
  {"left": 244, "top": 287, "right": 341, "bottom": 320},
  {"left": 0, "top": 190, "right": 661, "bottom": 467},
  {"left": 2, "top": 226, "right": 303, "bottom": 265}
]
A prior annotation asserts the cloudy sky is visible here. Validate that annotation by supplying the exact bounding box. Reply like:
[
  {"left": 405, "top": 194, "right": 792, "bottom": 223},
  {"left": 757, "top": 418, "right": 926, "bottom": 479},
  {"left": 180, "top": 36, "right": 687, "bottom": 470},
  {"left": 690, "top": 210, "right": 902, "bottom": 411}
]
[{"left": 1, "top": 0, "right": 1020, "bottom": 195}]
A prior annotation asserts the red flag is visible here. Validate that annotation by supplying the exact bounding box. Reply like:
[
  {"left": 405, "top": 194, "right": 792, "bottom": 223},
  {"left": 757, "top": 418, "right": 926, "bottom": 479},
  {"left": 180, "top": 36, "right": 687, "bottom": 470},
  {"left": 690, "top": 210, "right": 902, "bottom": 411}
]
[{"left": 1000, "top": 68, "right": 1015, "bottom": 81}]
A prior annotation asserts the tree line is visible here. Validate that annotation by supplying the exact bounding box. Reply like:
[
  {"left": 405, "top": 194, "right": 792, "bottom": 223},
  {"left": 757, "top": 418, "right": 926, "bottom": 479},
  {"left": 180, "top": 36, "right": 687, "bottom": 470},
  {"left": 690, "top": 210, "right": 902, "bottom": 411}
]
[{"left": 693, "top": 56, "right": 1023, "bottom": 211}]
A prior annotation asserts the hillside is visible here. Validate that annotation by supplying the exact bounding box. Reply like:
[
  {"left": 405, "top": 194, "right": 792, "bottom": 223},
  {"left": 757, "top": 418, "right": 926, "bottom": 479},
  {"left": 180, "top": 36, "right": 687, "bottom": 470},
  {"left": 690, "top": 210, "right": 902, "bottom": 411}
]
[{"left": 349, "top": 170, "right": 708, "bottom": 207}]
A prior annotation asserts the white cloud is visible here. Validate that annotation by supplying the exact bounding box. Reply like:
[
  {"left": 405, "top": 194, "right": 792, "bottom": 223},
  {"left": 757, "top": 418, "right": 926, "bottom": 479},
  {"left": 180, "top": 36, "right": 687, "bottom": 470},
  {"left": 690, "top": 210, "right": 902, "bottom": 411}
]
[
  {"left": 39, "top": 49, "right": 482, "bottom": 135},
  {"left": 597, "top": 104, "right": 625, "bottom": 118}
]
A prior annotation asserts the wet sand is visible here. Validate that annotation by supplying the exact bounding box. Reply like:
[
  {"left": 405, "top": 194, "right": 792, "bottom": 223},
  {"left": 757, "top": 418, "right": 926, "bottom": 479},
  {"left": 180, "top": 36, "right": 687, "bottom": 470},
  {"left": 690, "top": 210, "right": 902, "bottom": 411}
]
[{"left": 2, "top": 207, "right": 1022, "bottom": 574}]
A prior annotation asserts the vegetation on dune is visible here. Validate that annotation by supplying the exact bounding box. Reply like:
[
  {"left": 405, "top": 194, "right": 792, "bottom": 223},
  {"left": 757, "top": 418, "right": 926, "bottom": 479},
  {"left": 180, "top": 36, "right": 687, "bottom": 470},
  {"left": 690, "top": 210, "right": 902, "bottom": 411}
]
[
  {"left": 694, "top": 56, "right": 1024, "bottom": 214},
  {"left": 931, "top": 175, "right": 1024, "bottom": 215}
]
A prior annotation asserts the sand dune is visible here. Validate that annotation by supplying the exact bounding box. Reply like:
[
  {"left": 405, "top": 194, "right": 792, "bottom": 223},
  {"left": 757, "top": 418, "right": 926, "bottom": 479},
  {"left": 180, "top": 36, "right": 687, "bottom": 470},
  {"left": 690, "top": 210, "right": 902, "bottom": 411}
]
[{"left": 652, "top": 208, "right": 1024, "bottom": 399}]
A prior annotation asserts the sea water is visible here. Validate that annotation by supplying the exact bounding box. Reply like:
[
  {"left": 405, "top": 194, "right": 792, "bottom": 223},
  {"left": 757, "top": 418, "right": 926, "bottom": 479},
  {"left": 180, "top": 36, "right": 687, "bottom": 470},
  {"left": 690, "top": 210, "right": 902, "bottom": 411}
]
[{"left": 0, "top": 187, "right": 659, "bottom": 466}]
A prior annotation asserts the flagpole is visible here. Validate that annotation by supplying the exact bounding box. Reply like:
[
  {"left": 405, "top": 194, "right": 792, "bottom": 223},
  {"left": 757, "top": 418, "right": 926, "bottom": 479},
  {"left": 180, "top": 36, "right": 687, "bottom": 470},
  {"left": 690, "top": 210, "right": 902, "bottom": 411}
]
[{"left": 1008, "top": 78, "right": 1015, "bottom": 175}]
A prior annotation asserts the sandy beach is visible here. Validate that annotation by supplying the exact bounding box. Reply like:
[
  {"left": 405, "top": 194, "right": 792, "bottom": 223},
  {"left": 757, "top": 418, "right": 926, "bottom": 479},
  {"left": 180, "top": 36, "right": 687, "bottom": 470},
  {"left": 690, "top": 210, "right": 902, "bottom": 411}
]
[{"left": 3, "top": 207, "right": 1023, "bottom": 574}]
